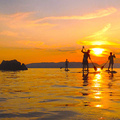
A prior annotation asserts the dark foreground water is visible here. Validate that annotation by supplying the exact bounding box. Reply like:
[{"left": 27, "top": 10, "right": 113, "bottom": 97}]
[{"left": 0, "top": 68, "right": 120, "bottom": 120}]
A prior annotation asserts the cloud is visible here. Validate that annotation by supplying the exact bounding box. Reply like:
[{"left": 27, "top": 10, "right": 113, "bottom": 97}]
[
  {"left": 87, "top": 24, "right": 111, "bottom": 39},
  {"left": 81, "top": 7, "right": 117, "bottom": 20},
  {"left": 35, "top": 7, "right": 117, "bottom": 22},
  {"left": 0, "top": 12, "right": 34, "bottom": 20},
  {"left": 76, "top": 24, "right": 115, "bottom": 46},
  {"left": 57, "top": 49, "right": 77, "bottom": 53},
  {"left": 0, "top": 7, "right": 116, "bottom": 29},
  {"left": 77, "top": 40, "right": 118, "bottom": 46},
  {"left": 0, "top": 31, "right": 18, "bottom": 37},
  {"left": 16, "top": 40, "right": 44, "bottom": 48},
  {"left": 0, "top": 12, "right": 56, "bottom": 29},
  {"left": 0, "top": 7, "right": 117, "bottom": 48}
]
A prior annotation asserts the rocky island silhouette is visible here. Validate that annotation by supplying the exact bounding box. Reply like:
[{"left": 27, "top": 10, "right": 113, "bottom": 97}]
[{"left": 0, "top": 59, "right": 28, "bottom": 71}]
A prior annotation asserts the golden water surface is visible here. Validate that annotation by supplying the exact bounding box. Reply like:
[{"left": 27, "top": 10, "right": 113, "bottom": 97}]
[{"left": 0, "top": 68, "right": 120, "bottom": 120}]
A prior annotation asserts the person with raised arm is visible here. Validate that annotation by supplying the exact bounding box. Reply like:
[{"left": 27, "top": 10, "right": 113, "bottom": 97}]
[{"left": 81, "top": 46, "right": 91, "bottom": 72}]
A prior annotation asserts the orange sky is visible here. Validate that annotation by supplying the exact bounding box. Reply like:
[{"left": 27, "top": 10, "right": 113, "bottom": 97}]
[{"left": 0, "top": 0, "right": 120, "bottom": 64}]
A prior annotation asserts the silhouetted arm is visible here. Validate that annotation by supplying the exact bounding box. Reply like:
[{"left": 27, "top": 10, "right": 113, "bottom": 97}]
[
  {"left": 81, "top": 46, "right": 85, "bottom": 53},
  {"left": 81, "top": 49, "right": 84, "bottom": 53},
  {"left": 89, "top": 54, "right": 91, "bottom": 60}
]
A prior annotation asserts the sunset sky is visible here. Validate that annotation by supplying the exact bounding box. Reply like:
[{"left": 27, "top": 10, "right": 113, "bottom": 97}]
[{"left": 0, "top": 0, "right": 120, "bottom": 64}]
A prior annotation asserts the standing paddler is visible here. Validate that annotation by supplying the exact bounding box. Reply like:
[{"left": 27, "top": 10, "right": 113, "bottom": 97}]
[
  {"left": 108, "top": 52, "right": 116, "bottom": 71},
  {"left": 81, "top": 46, "right": 91, "bottom": 72},
  {"left": 65, "top": 59, "right": 69, "bottom": 71}
]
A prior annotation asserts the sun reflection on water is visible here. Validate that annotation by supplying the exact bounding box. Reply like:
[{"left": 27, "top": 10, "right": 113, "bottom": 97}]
[
  {"left": 91, "top": 73, "right": 103, "bottom": 108},
  {"left": 95, "top": 104, "right": 103, "bottom": 108},
  {"left": 97, "top": 68, "right": 101, "bottom": 71},
  {"left": 92, "top": 74, "right": 102, "bottom": 88}
]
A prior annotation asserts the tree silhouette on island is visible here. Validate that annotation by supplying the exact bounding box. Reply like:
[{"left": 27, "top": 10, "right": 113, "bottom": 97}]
[{"left": 0, "top": 59, "right": 28, "bottom": 71}]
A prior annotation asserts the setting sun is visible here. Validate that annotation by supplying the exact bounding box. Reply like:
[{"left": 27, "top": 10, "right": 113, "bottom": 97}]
[{"left": 91, "top": 48, "right": 104, "bottom": 56}]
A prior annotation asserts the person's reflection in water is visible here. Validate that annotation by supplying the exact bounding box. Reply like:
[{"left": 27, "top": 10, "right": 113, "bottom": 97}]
[
  {"left": 82, "top": 72, "right": 90, "bottom": 106},
  {"left": 65, "top": 72, "right": 68, "bottom": 77},
  {"left": 108, "top": 73, "right": 114, "bottom": 88},
  {"left": 109, "top": 72, "right": 114, "bottom": 78},
  {"left": 108, "top": 73, "right": 114, "bottom": 96},
  {"left": 83, "top": 72, "right": 89, "bottom": 86},
  {"left": 82, "top": 73, "right": 89, "bottom": 95}
]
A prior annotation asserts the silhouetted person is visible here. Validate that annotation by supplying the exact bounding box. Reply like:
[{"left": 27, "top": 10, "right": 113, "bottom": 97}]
[
  {"left": 65, "top": 59, "right": 69, "bottom": 71},
  {"left": 81, "top": 46, "right": 91, "bottom": 72},
  {"left": 108, "top": 52, "right": 115, "bottom": 71}
]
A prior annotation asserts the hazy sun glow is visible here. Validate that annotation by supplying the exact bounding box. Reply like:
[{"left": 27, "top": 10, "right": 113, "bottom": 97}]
[
  {"left": 91, "top": 48, "right": 104, "bottom": 56},
  {"left": 91, "top": 41, "right": 105, "bottom": 45},
  {"left": 0, "top": 1, "right": 120, "bottom": 64},
  {"left": 97, "top": 68, "right": 101, "bottom": 71},
  {"left": 95, "top": 104, "right": 102, "bottom": 108}
]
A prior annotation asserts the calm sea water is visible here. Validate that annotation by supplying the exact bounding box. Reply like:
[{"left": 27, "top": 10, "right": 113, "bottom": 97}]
[{"left": 0, "top": 68, "right": 120, "bottom": 120}]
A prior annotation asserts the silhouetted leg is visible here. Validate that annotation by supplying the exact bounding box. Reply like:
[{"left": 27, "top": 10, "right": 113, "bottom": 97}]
[
  {"left": 83, "top": 64, "right": 85, "bottom": 72},
  {"left": 111, "top": 63, "right": 113, "bottom": 71},
  {"left": 87, "top": 63, "right": 89, "bottom": 72},
  {"left": 108, "top": 62, "right": 110, "bottom": 70},
  {"left": 66, "top": 65, "right": 68, "bottom": 70},
  {"left": 82, "top": 64, "right": 85, "bottom": 77},
  {"left": 83, "top": 69, "right": 84, "bottom": 77}
]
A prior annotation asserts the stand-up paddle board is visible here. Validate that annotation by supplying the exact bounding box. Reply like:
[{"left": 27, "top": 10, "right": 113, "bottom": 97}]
[
  {"left": 65, "top": 69, "right": 70, "bottom": 71},
  {"left": 106, "top": 70, "right": 117, "bottom": 73},
  {"left": 77, "top": 71, "right": 100, "bottom": 74}
]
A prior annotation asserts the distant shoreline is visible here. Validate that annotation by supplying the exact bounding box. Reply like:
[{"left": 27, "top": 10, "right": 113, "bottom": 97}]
[{"left": 26, "top": 62, "right": 120, "bottom": 68}]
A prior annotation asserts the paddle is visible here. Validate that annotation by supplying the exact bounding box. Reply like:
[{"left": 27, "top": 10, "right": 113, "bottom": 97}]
[
  {"left": 90, "top": 59, "right": 97, "bottom": 71},
  {"left": 101, "top": 61, "right": 108, "bottom": 70}
]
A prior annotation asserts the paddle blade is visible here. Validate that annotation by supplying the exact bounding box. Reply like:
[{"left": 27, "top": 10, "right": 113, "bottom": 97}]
[
  {"left": 101, "top": 66, "right": 104, "bottom": 70},
  {"left": 94, "top": 66, "right": 97, "bottom": 71}
]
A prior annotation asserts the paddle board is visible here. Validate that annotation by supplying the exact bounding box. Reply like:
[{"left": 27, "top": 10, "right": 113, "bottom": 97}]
[
  {"left": 65, "top": 69, "right": 70, "bottom": 71},
  {"left": 77, "top": 71, "right": 100, "bottom": 74},
  {"left": 109, "top": 71, "right": 117, "bottom": 73},
  {"left": 106, "top": 70, "right": 117, "bottom": 73},
  {"left": 88, "top": 71, "right": 101, "bottom": 74}
]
